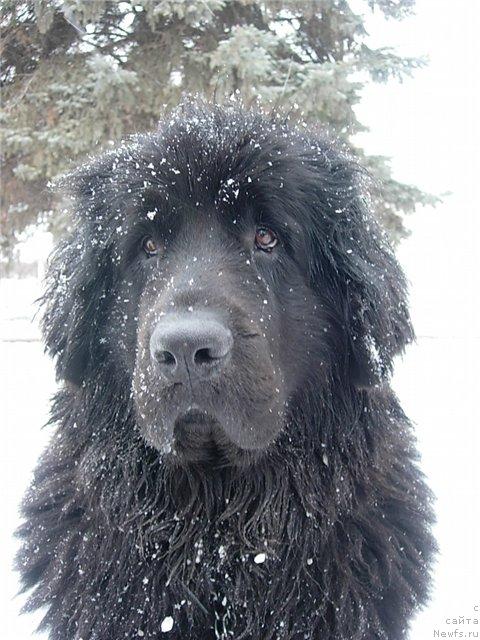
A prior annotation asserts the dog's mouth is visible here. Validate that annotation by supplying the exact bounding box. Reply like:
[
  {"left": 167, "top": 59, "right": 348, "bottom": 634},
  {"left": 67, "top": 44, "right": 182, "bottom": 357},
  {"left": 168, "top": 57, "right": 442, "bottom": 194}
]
[
  {"left": 172, "top": 408, "right": 224, "bottom": 464},
  {"left": 175, "top": 408, "right": 215, "bottom": 431},
  {"left": 160, "top": 407, "right": 263, "bottom": 468}
]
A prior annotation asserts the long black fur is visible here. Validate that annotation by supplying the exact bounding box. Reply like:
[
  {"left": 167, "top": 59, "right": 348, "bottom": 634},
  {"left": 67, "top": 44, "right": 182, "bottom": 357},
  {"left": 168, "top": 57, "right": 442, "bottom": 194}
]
[{"left": 16, "top": 103, "right": 436, "bottom": 640}]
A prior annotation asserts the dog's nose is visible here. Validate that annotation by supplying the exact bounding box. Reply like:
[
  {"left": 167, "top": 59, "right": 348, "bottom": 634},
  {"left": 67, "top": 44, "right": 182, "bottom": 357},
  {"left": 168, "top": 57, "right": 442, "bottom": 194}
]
[{"left": 150, "top": 315, "right": 233, "bottom": 381}]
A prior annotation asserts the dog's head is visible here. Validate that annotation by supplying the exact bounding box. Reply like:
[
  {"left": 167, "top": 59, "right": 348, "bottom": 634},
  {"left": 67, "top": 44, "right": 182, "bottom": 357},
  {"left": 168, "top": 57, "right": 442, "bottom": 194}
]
[{"left": 43, "top": 104, "right": 413, "bottom": 466}]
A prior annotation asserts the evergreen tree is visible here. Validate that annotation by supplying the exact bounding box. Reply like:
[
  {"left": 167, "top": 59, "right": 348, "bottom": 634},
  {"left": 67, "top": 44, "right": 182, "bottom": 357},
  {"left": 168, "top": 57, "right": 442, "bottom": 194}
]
[{"left": 1, "top": 0, "right": 438, "bottom": 258}]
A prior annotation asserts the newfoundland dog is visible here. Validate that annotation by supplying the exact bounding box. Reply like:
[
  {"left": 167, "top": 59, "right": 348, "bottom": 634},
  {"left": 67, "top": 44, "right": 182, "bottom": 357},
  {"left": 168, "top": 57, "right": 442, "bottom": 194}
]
[{"left": 16, "top": 103, "right": 435, "bottom": 640}]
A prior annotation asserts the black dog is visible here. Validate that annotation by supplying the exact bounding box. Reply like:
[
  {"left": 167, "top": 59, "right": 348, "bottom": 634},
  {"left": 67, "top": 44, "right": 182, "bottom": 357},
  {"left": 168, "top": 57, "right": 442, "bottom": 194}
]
[{"left": 16, "top": 103, "right": 435, "bottom": 639}]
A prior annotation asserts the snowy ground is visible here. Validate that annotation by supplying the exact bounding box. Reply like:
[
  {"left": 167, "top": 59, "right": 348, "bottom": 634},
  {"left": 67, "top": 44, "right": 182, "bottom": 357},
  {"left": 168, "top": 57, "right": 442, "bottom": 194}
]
[{"left": 1, "top": 277, "right": 54, "bottom": 639}]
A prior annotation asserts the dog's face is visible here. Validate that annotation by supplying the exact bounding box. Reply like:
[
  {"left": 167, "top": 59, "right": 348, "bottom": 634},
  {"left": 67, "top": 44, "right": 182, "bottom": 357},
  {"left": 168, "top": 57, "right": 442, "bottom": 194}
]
[
  {"left": 44, "top": 105, "right": 413, "bottom": 468},
  {"left": 127, "top": 204, "right": 326, "bottom": 464}
]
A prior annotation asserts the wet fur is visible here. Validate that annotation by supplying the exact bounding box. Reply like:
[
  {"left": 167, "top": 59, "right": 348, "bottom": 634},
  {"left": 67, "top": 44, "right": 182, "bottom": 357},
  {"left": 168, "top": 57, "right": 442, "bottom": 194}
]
[{"left": 16, "top": 103, "right": 435, "bottom": 639}]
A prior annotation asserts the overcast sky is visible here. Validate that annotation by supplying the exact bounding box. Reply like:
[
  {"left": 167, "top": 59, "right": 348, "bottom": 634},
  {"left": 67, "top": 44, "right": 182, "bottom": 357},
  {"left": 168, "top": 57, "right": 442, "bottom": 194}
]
[{"left": 354, "top": 0, "right": 479, "bottom": 338}]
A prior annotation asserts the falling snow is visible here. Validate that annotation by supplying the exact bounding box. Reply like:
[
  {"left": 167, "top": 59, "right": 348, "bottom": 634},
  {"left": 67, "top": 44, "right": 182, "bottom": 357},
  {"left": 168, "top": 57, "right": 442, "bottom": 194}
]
[{"left": 161, "top": 616, "right": 174, "bottom": 633}]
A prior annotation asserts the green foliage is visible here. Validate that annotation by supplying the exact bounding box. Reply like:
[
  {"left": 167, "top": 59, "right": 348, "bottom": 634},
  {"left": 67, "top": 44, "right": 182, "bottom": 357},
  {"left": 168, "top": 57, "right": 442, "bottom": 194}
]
[{"left": 1, "top": 0, "right": 438, "bottom": 256}]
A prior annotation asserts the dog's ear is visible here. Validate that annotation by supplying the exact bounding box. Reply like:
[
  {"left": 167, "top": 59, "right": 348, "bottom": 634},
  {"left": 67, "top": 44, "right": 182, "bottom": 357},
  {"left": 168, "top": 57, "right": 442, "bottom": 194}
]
[
  {"left": 345, "top": 259, "right": 413, "bottom": 389},
  {"left": 41, "top": 228, "right": 98, "bottom": 385},
  {"left": 42, "top": 167, "right": 113, "bottom": 386},
  {"left": 304, "top": 149, "right": 414, "bottom": 389},
  {"left": 339, "top": 196, "right": 414, "bottom": 389}
]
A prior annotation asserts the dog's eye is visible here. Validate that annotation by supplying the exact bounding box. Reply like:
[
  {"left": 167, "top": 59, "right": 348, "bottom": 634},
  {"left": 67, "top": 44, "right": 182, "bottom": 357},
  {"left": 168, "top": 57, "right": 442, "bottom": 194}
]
[
  {"left": 142, "top": 236, "right": 158, "bottom": 257},
  {"left": 255, "top": 227, "right": 278, "bottom": 252}
]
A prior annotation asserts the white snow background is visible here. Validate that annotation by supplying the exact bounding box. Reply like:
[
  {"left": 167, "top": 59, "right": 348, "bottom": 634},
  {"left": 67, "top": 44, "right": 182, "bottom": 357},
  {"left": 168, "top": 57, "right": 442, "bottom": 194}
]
[{"left": 1, "top": 1, "right": 479, "bottom": 637}]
